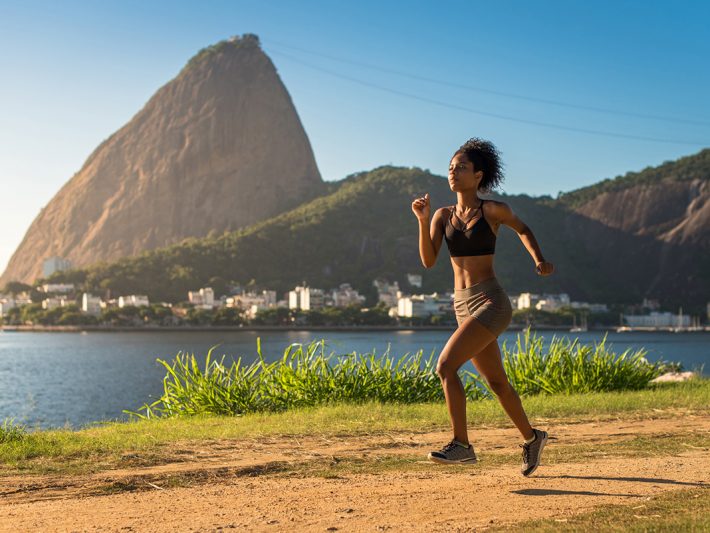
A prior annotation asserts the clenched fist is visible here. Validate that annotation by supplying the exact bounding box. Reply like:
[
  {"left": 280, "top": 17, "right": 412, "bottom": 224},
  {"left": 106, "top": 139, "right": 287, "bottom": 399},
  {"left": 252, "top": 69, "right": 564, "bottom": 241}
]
[
  {"left": 535, "top": 260, "right": 554, "bottom": 276},
  {"left": 411, "top": 192, "right": 431, "bottom": 221}
]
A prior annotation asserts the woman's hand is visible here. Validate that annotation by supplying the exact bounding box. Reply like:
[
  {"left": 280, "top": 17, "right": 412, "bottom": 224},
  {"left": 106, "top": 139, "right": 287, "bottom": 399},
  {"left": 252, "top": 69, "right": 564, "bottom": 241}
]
[
  {"left": 535, "top": 260, "right": 554, "bottom": 276},
  {"left": 411, "top": 193, "right": 431, "bottom": 221}
]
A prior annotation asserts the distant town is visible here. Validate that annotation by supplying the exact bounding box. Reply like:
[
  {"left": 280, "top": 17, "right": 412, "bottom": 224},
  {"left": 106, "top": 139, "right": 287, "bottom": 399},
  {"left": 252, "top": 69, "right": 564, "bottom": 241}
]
[{"left": 0, "top": 257, "right": 707, "bottom": 331}]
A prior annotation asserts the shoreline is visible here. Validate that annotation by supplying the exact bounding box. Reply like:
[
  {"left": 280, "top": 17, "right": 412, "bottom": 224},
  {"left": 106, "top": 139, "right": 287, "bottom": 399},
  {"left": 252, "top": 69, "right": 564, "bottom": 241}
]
[
  {"left": 1, "top": 324, "right": 706, "bottom": 333},
  {"left": 0, "top": 324, "right": 546, "bottom": 333}
]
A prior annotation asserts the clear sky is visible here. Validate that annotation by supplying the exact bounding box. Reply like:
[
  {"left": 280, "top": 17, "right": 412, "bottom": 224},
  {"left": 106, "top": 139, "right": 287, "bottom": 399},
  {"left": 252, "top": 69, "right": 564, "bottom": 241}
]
[{"left": 0, "top": 0, "right": 708, "bottom": 274}]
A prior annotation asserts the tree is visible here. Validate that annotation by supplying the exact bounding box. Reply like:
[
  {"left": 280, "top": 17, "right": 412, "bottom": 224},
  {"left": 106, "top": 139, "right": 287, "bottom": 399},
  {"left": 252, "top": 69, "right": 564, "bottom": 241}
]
[
  {"left": 253, "top": 307, "right": 291, "bottom": 326},
  {"left": 212, "top": 307, "right": 244, "bottom": 326},
  {"left": 3, "top": 281, "right": 32, "bottom": 295}
]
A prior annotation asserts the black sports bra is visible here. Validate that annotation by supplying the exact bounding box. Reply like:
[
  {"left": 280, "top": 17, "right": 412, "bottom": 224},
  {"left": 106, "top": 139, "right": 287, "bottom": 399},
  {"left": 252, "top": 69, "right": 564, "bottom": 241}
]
[{"left": 443, "top": 200, "right": 497, "bottom": 257}]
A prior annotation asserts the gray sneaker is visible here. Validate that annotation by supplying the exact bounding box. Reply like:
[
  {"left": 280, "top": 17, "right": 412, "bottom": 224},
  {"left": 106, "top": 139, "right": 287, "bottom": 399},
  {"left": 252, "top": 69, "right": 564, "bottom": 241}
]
[
  {"left": 428, "top": 439, "right": 478, "bottom": 465},
  {"left": 521, "top": 428, "right": 549, "bottom": 477}
]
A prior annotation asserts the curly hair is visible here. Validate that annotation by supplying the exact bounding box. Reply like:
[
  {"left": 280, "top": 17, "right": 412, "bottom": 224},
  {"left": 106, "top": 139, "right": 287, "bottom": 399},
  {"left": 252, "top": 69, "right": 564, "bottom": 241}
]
[{"left": 453, "top": 138, "right": 505, "bottom": 192}]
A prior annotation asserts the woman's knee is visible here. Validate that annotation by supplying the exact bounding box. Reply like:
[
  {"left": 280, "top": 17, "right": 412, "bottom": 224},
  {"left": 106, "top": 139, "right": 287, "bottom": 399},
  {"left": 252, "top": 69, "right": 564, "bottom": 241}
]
[
  {"left": 487, "top": 378, "right": 512, "bottom": 396},
  {"left": 436, "top": 358, "right": 458, "bottom": 379}
]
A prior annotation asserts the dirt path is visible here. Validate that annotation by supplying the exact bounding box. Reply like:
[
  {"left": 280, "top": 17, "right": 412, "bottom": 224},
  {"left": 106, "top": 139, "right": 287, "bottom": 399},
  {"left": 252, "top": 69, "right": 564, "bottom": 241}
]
[{"left": 1, "top": 416, "right": 708, "bottom": 532}]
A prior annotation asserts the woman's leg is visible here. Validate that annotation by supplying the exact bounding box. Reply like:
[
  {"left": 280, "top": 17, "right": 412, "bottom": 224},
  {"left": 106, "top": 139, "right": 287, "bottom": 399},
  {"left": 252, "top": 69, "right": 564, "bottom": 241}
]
[
  {"left": 470, "top": 340, "right": 534, "bottom": 440},
  {"left": 436, "top": 317, "right": 497, "bottom": 444}
]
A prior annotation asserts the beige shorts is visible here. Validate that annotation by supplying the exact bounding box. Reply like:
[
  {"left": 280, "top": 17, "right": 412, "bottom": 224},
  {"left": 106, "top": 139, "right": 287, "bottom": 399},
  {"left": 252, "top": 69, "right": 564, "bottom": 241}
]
[{"left": 453, "top": 277, "right": 513, "bottom": 337}]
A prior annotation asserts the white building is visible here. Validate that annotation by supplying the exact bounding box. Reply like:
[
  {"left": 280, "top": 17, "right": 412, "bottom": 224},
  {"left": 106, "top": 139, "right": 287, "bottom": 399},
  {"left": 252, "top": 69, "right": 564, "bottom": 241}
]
[
  {"left": 508, "top": 294, "right": 519, "bottom": 310},
  {"left": 397, "top": 292, "right": 450, "bottom": 318},
  {"left": 118, "top": 295, "right": 149, "bottom": 308},
  {"left": 516, "top": 293, "right": 540, "bottom": 310},
  {"left": 229, "top": 290, "right": 280, "bottom": 320},
  {"left": 0, "top": 299, "right": 16, "bottom": 318},
  {"left": 226, "top": 290, "right": 277, "bottom": 313},
  {"left": 570, "top": 301, "right": 609, "bottom": 312},
  {"left": 188, "top": 287, "right": 215, "bottom": 309},
  {"left": 42, "top": 297, "right": 69, "bottom": 310},
  {"left": 535, "top": 293, "right": 571, "bottom": 311},
  {"left": 101, "top": 299, "right": 117, "bottom": 309},
  {"left": 407, "top": 274, "right": 422, "bottom": 288},
  {"left": 289, "top": 285, "right": 325, "bottom": 311},
  {"left": 14, "top": 293, "right": 32, "bottom": 306},
  {"left": 41, "top": 283, "right": 75, "bottom": 293},
  {"left": 624, "top": 312, "right": 690, "bottom": 328},
  {"left": 42, "top": 257, "right": 72, "bottom": 278},
  {"left": 82, "top": 293, "right": 102, "bottom": 316},
  {"left": 331, "top": 283, "right": 366, "bottom": 308},
  {"left": 373, "top": 278, "right": 400, "bottom": 307}
]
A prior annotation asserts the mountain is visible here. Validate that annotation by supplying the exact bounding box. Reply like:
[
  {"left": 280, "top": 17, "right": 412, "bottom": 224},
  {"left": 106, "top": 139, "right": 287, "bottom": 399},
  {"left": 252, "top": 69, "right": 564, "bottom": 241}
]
[
  {"left": 0, "top": 34, "right": 325, "bottom": 285},
  {"left": 554, "top": 148, "right": 710, "bottom": 311},
  {"left": 42, "top": 149, "right": 710, "bottom": 312},
  {"left": 558, "top": 149, "right": 710, "bottom": 249}
]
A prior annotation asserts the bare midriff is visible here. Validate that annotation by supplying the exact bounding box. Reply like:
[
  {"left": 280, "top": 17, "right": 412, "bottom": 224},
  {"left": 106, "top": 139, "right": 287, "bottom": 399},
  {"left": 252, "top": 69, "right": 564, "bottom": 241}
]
[{"left": 450, "top": 254, "right": 496, "bottom": 289}]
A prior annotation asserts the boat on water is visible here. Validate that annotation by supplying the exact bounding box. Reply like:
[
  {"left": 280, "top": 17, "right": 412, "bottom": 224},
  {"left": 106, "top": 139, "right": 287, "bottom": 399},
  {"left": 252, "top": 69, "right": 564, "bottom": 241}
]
[{"left": 570, "top": 314, "right": 588, "bottom": 333}]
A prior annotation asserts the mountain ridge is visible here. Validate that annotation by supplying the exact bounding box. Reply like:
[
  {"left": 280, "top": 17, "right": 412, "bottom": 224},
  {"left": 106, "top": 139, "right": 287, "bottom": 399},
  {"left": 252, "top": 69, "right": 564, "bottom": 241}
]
[{"left": 0, "top": 34, "right": 325, "bottom": 285}]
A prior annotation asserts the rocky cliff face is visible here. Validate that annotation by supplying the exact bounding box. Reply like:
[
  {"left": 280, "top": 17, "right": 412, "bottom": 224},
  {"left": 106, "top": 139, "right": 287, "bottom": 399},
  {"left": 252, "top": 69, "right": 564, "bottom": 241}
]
[
  {"left": 1, "top": 34, "right": 324, "bottom": 284},
  {"left": 573, "top": 178, "right": 709, "bottom": 248},
  {"left": 558, "top": 152, "right": 710, "bottom": 307}
]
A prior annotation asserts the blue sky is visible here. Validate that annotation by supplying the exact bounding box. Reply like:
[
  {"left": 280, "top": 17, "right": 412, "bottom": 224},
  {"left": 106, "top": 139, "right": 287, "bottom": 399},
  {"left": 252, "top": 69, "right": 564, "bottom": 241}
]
[{"left": 0, "top": 0, "right": 708, "bottom": 274}]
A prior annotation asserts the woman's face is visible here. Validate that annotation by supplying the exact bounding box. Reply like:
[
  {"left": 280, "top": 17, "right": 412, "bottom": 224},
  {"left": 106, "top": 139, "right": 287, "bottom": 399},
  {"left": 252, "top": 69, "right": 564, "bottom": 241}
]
[{"left": 448, "top": 153, "right": 483, "bottom": 192}]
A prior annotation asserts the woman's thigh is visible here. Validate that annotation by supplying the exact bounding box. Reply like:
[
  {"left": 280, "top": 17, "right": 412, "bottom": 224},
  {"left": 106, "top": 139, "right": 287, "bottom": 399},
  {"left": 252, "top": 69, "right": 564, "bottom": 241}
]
[
  {"left": 438, "top": 316, "right": 498, "bottom": 371},
  {"left": 470, "top": 340, "right": 508, "bottom": 385}
]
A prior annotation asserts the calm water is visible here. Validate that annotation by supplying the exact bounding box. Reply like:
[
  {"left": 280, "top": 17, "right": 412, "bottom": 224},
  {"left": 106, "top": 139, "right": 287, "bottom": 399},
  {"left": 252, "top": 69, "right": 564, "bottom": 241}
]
[{"left": 0, "top": 329, "right": 707, "bottom": 430}]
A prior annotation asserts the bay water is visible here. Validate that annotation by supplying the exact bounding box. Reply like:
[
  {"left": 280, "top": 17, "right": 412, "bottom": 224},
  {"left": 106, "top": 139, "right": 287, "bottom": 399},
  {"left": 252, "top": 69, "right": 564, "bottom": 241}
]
[{"left": 0, "top": 329, "right": 707, "bottom": 430}]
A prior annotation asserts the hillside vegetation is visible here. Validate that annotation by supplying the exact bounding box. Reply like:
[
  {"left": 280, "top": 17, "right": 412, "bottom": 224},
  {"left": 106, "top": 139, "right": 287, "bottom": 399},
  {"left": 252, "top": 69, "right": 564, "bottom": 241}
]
[
  {"left": 44, "top": 149, "right": 710, "bottom": 311},
  {"left": 557, "top": 148, "right": 710, "bottom": 208}
]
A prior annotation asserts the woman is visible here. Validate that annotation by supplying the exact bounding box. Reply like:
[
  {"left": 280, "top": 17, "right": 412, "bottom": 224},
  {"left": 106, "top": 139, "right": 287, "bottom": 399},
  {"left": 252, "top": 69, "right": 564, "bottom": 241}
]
[{"left": 411, "top": 138, "right": 554, "bottom": 476}]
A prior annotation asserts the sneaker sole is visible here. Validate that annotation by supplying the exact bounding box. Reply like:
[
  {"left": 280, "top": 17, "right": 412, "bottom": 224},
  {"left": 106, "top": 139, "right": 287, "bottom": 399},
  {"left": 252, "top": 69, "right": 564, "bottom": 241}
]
[
  {"left": 427, "top": 454, "right": 478, "bottom": 465},
  {"left": 522, "top": 433, "right": 548, "bottom": 477}
]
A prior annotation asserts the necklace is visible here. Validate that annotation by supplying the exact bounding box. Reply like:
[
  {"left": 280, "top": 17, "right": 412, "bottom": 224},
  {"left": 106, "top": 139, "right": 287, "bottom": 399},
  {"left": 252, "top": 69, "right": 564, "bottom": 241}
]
[{"left": 453, "top": 200, "right": 483, "bottom": 224}]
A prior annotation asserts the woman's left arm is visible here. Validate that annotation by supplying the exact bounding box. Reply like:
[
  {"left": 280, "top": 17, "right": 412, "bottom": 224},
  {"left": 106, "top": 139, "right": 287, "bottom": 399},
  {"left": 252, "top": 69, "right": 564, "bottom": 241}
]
[{"left": 488, "top": 201, "right": 554, "bottom": 276}]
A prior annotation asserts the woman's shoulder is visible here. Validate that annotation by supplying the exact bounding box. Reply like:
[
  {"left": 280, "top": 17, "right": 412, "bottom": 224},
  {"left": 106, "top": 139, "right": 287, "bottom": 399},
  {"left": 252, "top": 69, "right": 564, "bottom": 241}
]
[
  {"left": 481, "top": 198, "right": 512, "bottom": 221},
  {"left": 434, "top": 205, "right": 454, "bottom": 217},
  {"left": 482, "top": 198, "right": 507, "bottom": 208}
]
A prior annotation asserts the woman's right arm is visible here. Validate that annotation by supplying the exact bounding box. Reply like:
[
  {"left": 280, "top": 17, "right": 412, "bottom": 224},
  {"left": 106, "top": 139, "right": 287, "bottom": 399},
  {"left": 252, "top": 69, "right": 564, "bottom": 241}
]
[{"left": 412, "top": 193, "right": 445, "bottom": 268}]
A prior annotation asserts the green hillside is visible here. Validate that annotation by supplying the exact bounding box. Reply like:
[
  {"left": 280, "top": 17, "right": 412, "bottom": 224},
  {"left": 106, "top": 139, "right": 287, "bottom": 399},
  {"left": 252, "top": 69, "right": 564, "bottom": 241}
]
[
  {"left": 557, "top": 148, "right": 710, "bottom": 208},
  {"left": 45, "top": 153, "right": 710, "bottom": 311},
  {"left": 49, "top": 166, "right": 577, "bottom": 303}
]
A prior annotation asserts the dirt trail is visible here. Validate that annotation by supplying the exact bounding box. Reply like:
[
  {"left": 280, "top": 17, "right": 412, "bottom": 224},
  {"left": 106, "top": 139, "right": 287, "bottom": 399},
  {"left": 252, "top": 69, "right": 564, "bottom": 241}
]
[{"left": 1, "top": 416, "right": 708, "bottom": 532}]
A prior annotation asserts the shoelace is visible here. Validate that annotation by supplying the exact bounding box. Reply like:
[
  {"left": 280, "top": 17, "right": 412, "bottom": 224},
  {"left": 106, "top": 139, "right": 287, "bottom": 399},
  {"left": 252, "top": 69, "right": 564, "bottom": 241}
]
[
  {"left": 520, "top": 442, "right": 530, "bottom": 463},
  {"left": 441, "top": 440, "right": 459, "bottom": 454}
]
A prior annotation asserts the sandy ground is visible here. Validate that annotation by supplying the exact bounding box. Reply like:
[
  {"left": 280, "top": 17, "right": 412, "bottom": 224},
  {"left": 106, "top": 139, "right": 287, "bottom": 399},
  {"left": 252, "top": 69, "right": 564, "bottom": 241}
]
[{"left": 1, "top": 415, "right": 708, "bottom": 532}]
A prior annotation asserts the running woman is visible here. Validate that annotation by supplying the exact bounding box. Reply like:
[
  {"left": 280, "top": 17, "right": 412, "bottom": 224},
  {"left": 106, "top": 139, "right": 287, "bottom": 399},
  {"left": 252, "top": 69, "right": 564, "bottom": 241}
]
[{"left": 411, "top": 138, "right": 554, "bottom": 476}]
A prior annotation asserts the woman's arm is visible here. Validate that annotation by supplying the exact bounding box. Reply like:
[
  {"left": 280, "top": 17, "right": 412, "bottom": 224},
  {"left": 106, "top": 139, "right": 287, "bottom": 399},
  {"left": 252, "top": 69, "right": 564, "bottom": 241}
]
[
  {"left": 412, "top": 193, "right": 445, "bottom": 268},
  {"left": 488, "top": 201, "right": 554, "bottom": 276}
]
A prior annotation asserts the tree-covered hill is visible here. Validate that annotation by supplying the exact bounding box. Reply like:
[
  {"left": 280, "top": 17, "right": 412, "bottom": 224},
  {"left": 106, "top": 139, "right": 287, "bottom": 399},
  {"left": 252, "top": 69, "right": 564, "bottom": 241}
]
[{"left": 44, "top": 152, "right": 710, "bottom": 313}]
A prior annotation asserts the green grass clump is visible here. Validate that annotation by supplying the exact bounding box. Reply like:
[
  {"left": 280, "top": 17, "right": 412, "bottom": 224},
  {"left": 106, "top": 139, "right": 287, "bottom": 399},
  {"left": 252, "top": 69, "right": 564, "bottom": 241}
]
[
  {"left": 125, "top": 330, "right": 667, "bottom": 420},
  {"left": 497, "top": 328, "right": 664, "bottom": 395},
  {"left": 0, "top": 418, "right": 27, "bottom": 444},
  {"left": 125, "top": 338, "right": 485, "bottom": 419}
]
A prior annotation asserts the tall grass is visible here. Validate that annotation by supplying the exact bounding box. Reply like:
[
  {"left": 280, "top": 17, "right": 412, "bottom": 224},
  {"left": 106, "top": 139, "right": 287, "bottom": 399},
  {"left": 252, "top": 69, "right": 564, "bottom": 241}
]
[
  {"left": 488, "top": 328, "right": 663, "bottom": 396},
  {"left": 125, "top": 329, "right": 667, "bottom": 419},
  {"left": 0, "top": 418, "right": 27, "bottom": 443}
]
